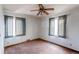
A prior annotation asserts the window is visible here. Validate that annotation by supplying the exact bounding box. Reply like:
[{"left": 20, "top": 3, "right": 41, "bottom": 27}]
[
  {"left": 49, "top": 18, "right": 55, "bottom": 36},
  {"left": 15, "top": 17, "right": 26, "bottom": 36},
  {"left": 4, "top": 15, "right": 26, "bottom": 38},
  {"left": 49, "top": 15, "right": 67, "bottom": 38},
  {"left": 58, "top": 15, "right": 67, "bottom": 38},
  {"left": 5, "top": 15, "right": 13, "bottom": 38}
]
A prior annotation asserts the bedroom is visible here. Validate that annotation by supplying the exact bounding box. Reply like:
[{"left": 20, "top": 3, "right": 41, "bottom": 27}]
[{"left": 0, "top": 4, "right": 79, "bottom": 54}]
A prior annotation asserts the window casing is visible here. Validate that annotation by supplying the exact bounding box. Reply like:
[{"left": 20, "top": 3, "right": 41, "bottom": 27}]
[
  {"left": 5, "top": 15, "right": 13, "bottom": 38},
  {"left": 4, "top": 15, "right": 26, "bottom": 38},
  {"left": 49, "top": 18, "right": 55, "bottom": 36},
  {"left": 49, "top": 15, "right": 67, "bottom": 38},
  {"left": 58, "top": 15, "right": 67, "bottom": 38},
  {"left": 15, "top": 17, "right": 26, "bottom": 36}
]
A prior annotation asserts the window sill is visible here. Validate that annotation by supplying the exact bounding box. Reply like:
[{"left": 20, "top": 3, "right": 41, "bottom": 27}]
[
  {"left": 5, "top": 35, "right": 26, "bottom": 38},
  {"left": 49, "top": 35, "right": 66, "bottom": 39}
]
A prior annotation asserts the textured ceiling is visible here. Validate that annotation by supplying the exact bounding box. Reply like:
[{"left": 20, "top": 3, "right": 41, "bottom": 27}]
[{"left": 3, "top": 4, "right": 78, "bottom": 17}]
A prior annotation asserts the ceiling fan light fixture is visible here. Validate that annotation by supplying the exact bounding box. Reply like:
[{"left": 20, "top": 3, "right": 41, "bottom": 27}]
[{"left": 30, "top": 4, "right": 54, "bottom": 15}]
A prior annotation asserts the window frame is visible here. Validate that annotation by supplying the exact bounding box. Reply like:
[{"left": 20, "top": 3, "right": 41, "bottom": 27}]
[
  {"left": 58, "top": 15, "right": 67, "bottom": 38},
  {"left": 15, "top": 17, "right": 26, "bottom": 36},
  {"left": 4, "top": 15, "right": 14, "bottom": 38},
  {"left": 4, "top": 15, "right": 26, "bottom": 38},
  {"left": 49, "top": 15, "right": 67, "bottom": 38},
  {"left": 49, "top": 18, "right": 55, "bottom": 36}
]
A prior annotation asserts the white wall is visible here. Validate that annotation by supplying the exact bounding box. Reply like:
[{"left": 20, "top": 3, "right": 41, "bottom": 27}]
[
  {"left": 0, "top": 5, "right": 4, "bottom": 53},
  {"left": 40, "top": 6, "right": 79, "bottom": 51},
  {"left": 4, "top": 13, "right": 41, "bottom": 46},
  {"left": 25, "top": 16, "right": 41, "bottom": 40}
]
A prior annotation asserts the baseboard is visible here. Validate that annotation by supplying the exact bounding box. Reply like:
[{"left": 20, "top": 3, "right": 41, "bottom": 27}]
[
  {"left": 40, "top": 38, "right": 79, "bottom": 53},
  {"left": 31, "top": 38, "right": 43, "bottom": 40},
  {"left": 4, "top": 38, "right": 41, "bottom": 48},
  {"left": 4, "top": 38, "right": 79, "bottom": 53},
  {"left": 4, "top": 39, "right": 30, "bottom": 48}
]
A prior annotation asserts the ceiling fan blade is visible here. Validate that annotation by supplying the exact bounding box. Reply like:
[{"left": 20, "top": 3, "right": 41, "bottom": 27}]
[
  {"left": 38, "top": 4, "right": 44, "bottom": 9},
  {"left": 43, "top": 10, "right": 49, "bottom": 15},
  {"left": 44, "top": 8, "right": 54, "bottom": 10},
  {"left": 40, "top": 11, "right": 42, "bottom": 15},
  {"left": 37, "top": 11, "right": 41, "bottom": 15},
  {"left": 38, "top": 4, "right": 42, "bottom": 9},
  {"left": 40, "top": 4, "right": 44, "bottom": 9}
]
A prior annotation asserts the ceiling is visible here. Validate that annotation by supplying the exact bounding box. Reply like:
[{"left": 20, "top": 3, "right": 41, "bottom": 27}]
[{"left": 3, "top": 4, "right": 78, "bottom": 17}]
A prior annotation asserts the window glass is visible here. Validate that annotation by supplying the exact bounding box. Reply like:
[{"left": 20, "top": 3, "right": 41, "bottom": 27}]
[
  {"left": 15, "top": 17, "right": 26, "bottom": 36},
  {"left": 5, "top": 15, "right": 26, "bottom": 38},
  {"left": 49, "top": 15, "right": 67, "bottom": 38},
  {"left": 5, "top": 16, "right": 13, "bottom": 38},
  {"left": 49, "top": 18, "right": 55, "bottom": 35}
]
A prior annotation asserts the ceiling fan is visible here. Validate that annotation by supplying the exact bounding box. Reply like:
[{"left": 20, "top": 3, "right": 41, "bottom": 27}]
[{"left": 31, "top": 4, "right": 54, "bottom": 15}]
